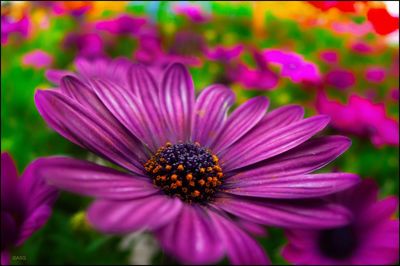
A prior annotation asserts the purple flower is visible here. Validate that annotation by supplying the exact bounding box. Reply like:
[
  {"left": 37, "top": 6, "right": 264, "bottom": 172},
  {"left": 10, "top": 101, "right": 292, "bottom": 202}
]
[
  {"left": 316, "top": 91, "right": 399, "bottom": 147},
  {"left": 22, "top": 50, "right": 53, "bottom": 69},
  {"left": 325, "top": 69, "right": 356, "bottom": 90},
  {"left": 63, "top": 32, "right": 105, "bottom": 59},
  {"left": 173, "top": 4, "right": 210, "bottom": 23},
  {"left": 282, "top": 179, "right": 399, "bottom": 265},
  {"left": 1, "top": 15, "right": 30, "bottom": 45},
  {"left": 95, "top": 14, "right": 147, "bottom": 36},
  {"left": 365, "top": 66, "right": 386, "bottom": 83},
  {"left": 135, "top": 29, "right": 206, "bottom": 69},
  {"left": 134, "top": 30, "right": 203, "bottom": 68},
  {"left": 34, "top": 60, "right": 359, "bottom": 264},
  {"left": 229, "top": 63, "right": 279, "bottom": 90},
  {"left": 319, "top": 50, "right": 339, "bottom": 64},
  {"left": 390, "top": 88, "right": 399, "bottom": 102},
  {"left": 1, "top": 153, "right": 58, "bottom": 265},
  {"left": 205, "top": 44, "right": 243, "bottom": 62},
  {"left": 351, "top": 41, "right": 373, "bottom": 54},
  {"left": 263, "top": 49, "right": 321, "bottom": 83}
]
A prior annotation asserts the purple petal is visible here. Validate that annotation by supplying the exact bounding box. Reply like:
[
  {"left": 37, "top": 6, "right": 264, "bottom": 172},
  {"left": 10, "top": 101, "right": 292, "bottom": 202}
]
[
  {"left": 156, "top": 204, "right": 224, "bottom": 264},
  {"left": 127, "top": 64, "right": 169, "bottom": 148},
  {"left": 192, "top": 85, "right": 235, "bottom": 146},
  {"left": 60, "top": 76, "right": 148, "bottom": 157},
  {"left": 160, "top": 63, "right": 195, "bottom": 143},
  {"left": 16, "top": 205, "right": 53, "bottom": 246},
  {"left": 1, "top": 211, "right": 18, "bottom": 250},
  {"left": 226, "top": 136, "right": 351, "bottom": 184},
  {"left": 45, "top": 69, "right": 74, "bottom": 85},
  {"left": 221, "top": 115, "right": 330, "bottom": 172},
  {"left": 36, "top": 157, "right": 156, "bottom": 200},
  {"left": 34, "top": 90, "right": 145, "bottom": 173},
  {"left": 214, "top": 195, "right": 351, "bottom": 228},
  {"left": 1, "top": 250, "right": 10, "bottom": 266},
  {"left": 1, "top": 153, "right": 18, "bottom": 210},
  {"left": 90, "top": 78, "right": 159, "bottom": 151},
  {"left": 358, "top": 220, "right": 399, "bottom": 265},
  {"left": 225, "top": 173, "right": 359, "bottom": 199},
  {"left": 87, "top": 195, "right": 182, "bottom": 234},
  {"left": 361, "top": 196, "right": 399, "bottom": 226},
  {"left": 211, "top": 96, "right": 269, "bottom": 154},
  {"left": 237, "top": 219, "right": 268, "bottom": 237},
  {"left": 209, "top": 211, "right": 270, "bottom": 265},
  {"left": 18, "top": 159, "right": 59, "bottom": 214},
  {"left": 256, "top": 105, "right": 304, "bottom": 133}
]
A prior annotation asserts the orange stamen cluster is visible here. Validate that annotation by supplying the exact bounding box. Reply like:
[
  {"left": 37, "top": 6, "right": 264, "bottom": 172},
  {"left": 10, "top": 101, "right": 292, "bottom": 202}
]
[{"left": 144, "top": 142, "right": 224, "bottom": 204}]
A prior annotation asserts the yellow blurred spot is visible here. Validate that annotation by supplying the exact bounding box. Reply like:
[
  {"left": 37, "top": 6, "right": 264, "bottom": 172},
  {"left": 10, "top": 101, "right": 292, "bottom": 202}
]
[
  {"left": 70, "top": 211, "right": 93, "bottom": 231},
  {"left": 277, "top": 92, "right": 290, "bottom": 105},
  {"left": 204, "top": 30, "right": 216, "bottom": 42}
]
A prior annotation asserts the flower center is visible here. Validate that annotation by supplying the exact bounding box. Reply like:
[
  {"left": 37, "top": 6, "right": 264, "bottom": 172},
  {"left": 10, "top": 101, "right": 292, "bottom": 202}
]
[
  {"left": 144, "top": 142, "right": 223, "bottom": 204},
  {"left": 318, "top": 225, "right": 358, "bottom": 260}
]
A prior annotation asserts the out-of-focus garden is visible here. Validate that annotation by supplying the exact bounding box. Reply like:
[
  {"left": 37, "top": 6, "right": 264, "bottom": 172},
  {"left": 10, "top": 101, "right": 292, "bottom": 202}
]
[{"left": 1, "top": 1, "right": 398, "bottom": 265}]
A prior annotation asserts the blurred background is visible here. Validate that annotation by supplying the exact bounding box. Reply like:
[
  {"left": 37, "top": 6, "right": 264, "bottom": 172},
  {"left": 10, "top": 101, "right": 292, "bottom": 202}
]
[{"left": 1, "top": 1, "right": 399, "bottom": 265}]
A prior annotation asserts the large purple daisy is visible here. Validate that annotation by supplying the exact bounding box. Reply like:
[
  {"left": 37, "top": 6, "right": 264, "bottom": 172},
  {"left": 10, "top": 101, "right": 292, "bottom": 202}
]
[
  {"left": 34, "top": 59, "right": 359, "bottom": 264},
  {"left": 282, "top": 179, "right": 399, "bottom": 265}
]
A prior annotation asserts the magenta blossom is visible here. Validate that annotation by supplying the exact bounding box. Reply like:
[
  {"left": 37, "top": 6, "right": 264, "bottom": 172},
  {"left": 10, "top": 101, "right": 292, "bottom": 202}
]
[
  {"left": 325, "top": 69, "right": 356, "bottom": 90},
  {"left": 282, "top": 179, "right": 399, "bottom": 265},
  {"left": 316, "top": 91, "right": 399, "bottom": 147},
  {"left": 365, "top": 66, "right": 386, "bottom": 83},
  {"left": 332, "top": 21, "right": 373, "bottom": 36},
  {"left": 173, "top": 4, "right": 210, "bottom": 23},
  {"left": 22, "top": 50, "right": 53, "bottom": 69},
  {"left": 1, "top": 153, "right": 58, "bottom": 265},
  {"left": 229, "top": 63, "right": 279, "bottom": 90},
  {"left": 135, "top": 30, "right": 204, "bottom": 68},
  {"left": 63, "top": 32, "right": 105, "bottom": 59},
  {"left": 95, "top": 14, "right": 147, "bottom": 36},
  {"left": 263, "top": 49, "right": 321, "bottom": 83},
  {"left": 389, "top": 88, "right": 399, "bottom": 102},
  {"left": 205, "top": 44, "right": 243, "bottom": 62},
  {"left": 319, "top": 50, "right": 339, "bottom": 64},
  {"left": 351, "top": 41, "right": 373, "bottom": 54},
  {"left": 1, "top": 15, "right": 30, "bottom": 45},
  {"left": 35, "top": 60, "right": 359, "bottom": 264}
]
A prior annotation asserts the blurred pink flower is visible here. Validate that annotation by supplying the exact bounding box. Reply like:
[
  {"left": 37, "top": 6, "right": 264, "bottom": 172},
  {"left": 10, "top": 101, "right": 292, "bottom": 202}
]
[
  {"left": 228, "top": 63, "right": 279, "bottom": 91},
  {"left": 332, "top": 22, "right": 373, "bottom": 37},
  {"left": 325, "top": 69, "right": 355, "bottom": 90},
  {"left": 205, "top": 44, "right": 243, "bottom": 62},
  {"left": 1, "top": 153, "right": 58, "bottom": 265},
  {"left": 319, "top": 50, "right": 339, "bottom": 64},
  {"left": 135, "top": 30, "right": 204, "bottom": 68},
  {"left": 1, "top": 15, "right": 30, "bottom": 45},
  {"left": 173, "top": 4, "right": 210, "bottom": 23},
  {"left": 316, "top": 91, "right": 399, "bottom": 147},
  {"left": 95, "top": 15, "right": 147, "bottom": 36},
  {"left": 351, "top": 42, "right": 373, "bottom": 54},
  {"left": 283, "top": 179, "right": 399, "bottom": 265},
  {"left": 263, "top": 49, "right": 321, "bottom": 83},
  {"left": 22, "top": 50, "right": 53, "bottom": 69},
  {"left": 63, "top": 32, "right": 105, "bottom": 59},
  {"left": 365, "top": 66, "right": 386, "bottom": 83}
]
